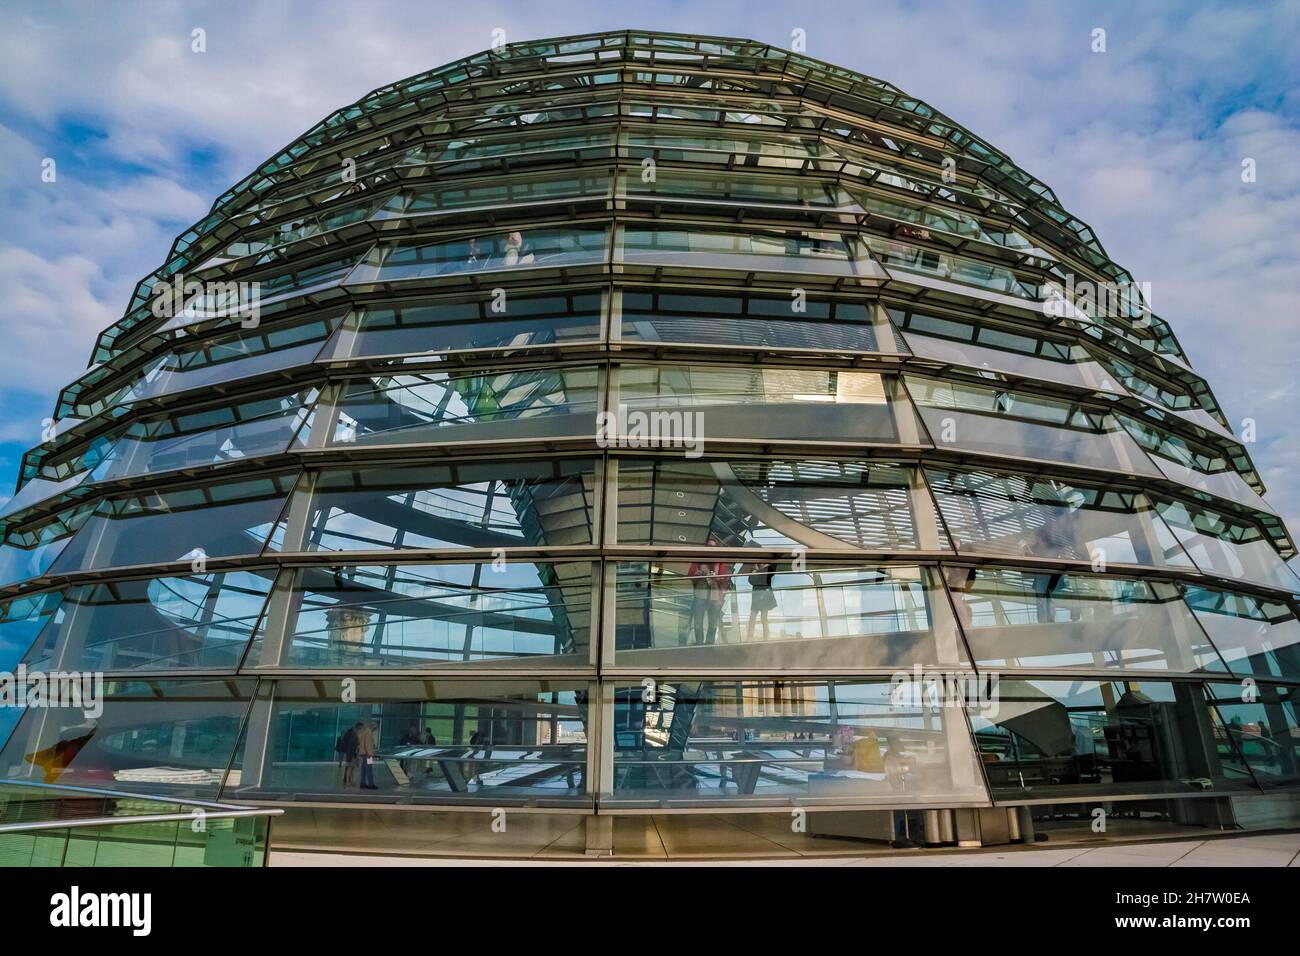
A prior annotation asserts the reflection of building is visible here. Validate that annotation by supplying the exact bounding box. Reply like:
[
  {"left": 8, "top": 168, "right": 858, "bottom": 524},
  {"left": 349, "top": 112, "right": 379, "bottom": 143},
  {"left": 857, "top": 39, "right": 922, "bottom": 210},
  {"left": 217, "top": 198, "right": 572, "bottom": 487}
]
[
  {"left": 714, "top": 681, "right": 817, "bottom": 719},
  {"left": 325, "top": 607, "right": 372, "bottom": 653},
  {"left": 0, "top": 31, "right": 1297, "bottom": 859}
]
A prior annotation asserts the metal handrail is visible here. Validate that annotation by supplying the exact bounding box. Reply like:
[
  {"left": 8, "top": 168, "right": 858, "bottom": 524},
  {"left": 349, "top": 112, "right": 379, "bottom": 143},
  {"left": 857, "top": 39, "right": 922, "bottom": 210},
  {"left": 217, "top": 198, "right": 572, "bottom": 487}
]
[
  {"left": 0, "top": 778, "right": 284, "bottom": 835},
  {"left": 0, "top": 778, "right": 258, "bottom": 811},
  {"left": 0, "top": 807, "right": 282, "bottom": 835}
]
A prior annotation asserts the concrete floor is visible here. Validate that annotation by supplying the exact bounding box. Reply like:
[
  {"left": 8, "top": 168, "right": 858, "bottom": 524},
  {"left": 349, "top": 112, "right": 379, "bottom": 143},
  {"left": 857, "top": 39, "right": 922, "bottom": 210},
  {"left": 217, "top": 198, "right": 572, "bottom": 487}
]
[{"left": 265, "top": 806, "right": 1300, "bottom": 866}]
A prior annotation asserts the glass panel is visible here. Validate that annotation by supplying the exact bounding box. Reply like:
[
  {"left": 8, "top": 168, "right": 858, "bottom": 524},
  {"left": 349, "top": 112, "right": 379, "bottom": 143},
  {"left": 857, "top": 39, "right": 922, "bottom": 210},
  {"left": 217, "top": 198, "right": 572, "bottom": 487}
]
[
  {"left": 625, "top": 131, "right": 831, "bottom": 168},
  {"left": 892, "top": 307, "right": 1120, "bottom": 393},
  {"left": 616, "top": 458, "right": 949, "bottom": 551},
  {"left": 1118, "top": 414, "right": 1268, "bottom": 513},
  {"left": 0, "top": 592, "right": 62, "bottom": 671},
  {"left": 348, "top": 227, "right": 608, "bottom": 283},
  {"left": 615, "top": 366, "right": 918, "bottom": 445},
  {"left": 157, "top": 254, "right": 358, "bottom": 334},
  {"left": 317, "top": 290, "right": 600, "bottom": 361},
  {"left": 320, "top": 367, "right": 598, "bottom": 447},
  {"left": 212, "top": 197, "right": 384, "bottom": 263},
  {"left": 0, "top": 472, "right": 91, "bottom": 520},
  {"left": 0, "top": 507, "right": 91, "bottom": 588},
  {"left": 606, "top": 678, "right": 987, "bottom": 806},
  {"left": 416, "top": 130, "right": 614, "bottom": 174},
  {"left": 382, "top": 170, "right": 608, "bottom": 217},
  {"left": 322, "top": 291, "right": 601, "bottom": 360},
  {"left": 229, "top": 679, "right": 590, "bottom": 806},
  {"left": 620, "top": 289, "right": 898, "bottom": 353},
  {"left": 125, "top": 310, "right": 341, "bottom": 403},
  {"left": 855, "top": 192, "right": 1040, "bottom": 253},
  {"left": 612, "top": 562, "right": 967, "bottom": 670},
  {"left": 48, "top": 474, "right": 295, "bottom": 575},
  {"left": 626, "top": 168, "right": 862, "bottom": 211},
  {"left": 968, "top": 679, "right": 1256, "bottom": 800},
  {"left": 906, "top": 375, "right": 1163, "bottom": 477},
  {"left": 864, "top": 235, "right": 1038, "bottom": 299},
  {"left": 949, "top": 567, "right": 1223, "bottom": 673},
  {"left": 1154, "top": 498, "right": 1300, "bottom": 592},
  {"left": 0, "top": 679, "right": 256, "bottom": 801},
  {"left": 21, "top": 571, "right": 275, "bottom": 673},
  {"left": 82, "top": 387, "right": 317, "bottom": 483},
  {"left": 1159, "top": 461, "right": 1269, "bottom": 514},
  {"left": 1183, "top": 587, "right": 1300, "bottom": 682},
  {"left": 244, "top": 561, "right": 592, "bottom": 669},
  {"left": 0, "top": 593, "right": 63, "bottom": 749},
  {"left": 622, "top": 224, "right": 882, "bottom": 278},
  {"left": 925, "top": 465, "right": 1194, "bottom": 569},
  {"left": 1203, "top": 682, "right": 1300, "bottom": 789},
  {"left": 285, "top": 460, "right": 596, "bottom": 553}
]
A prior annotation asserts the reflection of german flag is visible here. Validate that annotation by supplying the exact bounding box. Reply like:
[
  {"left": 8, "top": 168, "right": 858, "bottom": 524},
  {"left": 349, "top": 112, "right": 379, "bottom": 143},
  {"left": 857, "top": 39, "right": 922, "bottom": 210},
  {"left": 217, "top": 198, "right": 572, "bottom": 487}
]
[{"left": 25, "top": 728, "right": 97, "bottom": 783}]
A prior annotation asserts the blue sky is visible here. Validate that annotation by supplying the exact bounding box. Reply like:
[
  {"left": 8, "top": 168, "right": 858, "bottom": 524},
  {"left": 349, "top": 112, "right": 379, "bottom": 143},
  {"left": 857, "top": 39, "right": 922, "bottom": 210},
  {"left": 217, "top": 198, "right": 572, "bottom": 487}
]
[{"left": 1, "top": 0, "right": 1298, "bottom": 537}]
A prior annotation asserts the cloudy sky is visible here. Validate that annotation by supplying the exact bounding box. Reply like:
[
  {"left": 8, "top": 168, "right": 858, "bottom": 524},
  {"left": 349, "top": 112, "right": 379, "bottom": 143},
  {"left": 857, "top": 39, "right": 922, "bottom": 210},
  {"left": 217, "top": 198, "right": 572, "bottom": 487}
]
[{"left": 1, "top": 0, "right": 1297, "bottom": 536}]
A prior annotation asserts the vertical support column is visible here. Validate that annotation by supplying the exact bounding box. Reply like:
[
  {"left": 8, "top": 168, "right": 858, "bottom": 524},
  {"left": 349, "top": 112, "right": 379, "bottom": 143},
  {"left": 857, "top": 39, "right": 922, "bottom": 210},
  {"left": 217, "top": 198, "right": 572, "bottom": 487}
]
[
  {"left": 593, "top": 679, "right": 615, "bottom": 803},
  {"left": 1017, "top": 805, "right": 1036, "bottom": 843},
  {"left": 251, "top": 568, "right": 300, "bottom": 668},
  {"left": 938, "top": 808, "right": 956, "bottom": 846},
  {"left": 585, "top": 813, "right": 614, "bottom": 857},
  {"left": 228, "top": 681, "right": 275, "bottom": 795},
  {"left": 923, "top": 809, "right": 942, "bottom": 847},
  {"left": 870, "top": 302, "right": 901, "bottom": 354},
  {"left": 298, "top": 387, "right": 341, "bottom": 450}
]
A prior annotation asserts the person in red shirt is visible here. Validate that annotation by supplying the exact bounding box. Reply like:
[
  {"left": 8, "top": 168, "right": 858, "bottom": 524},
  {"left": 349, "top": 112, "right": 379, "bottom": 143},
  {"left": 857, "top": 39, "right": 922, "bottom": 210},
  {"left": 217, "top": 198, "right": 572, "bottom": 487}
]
[{"left": 688, "top": 538, "right": 733, "bottom": 645}]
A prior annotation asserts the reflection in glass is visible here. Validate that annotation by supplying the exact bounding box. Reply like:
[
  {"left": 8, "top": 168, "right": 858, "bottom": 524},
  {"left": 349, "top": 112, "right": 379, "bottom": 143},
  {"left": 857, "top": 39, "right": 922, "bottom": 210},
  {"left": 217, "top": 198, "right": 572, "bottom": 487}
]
[
  {"left": 1119, "top": 414, "right": 1268, "bottom": 513},
  {"left": 48, "top": 474, "right": 295, "bottom": 575},
  {"left": 620, "top": 289, "right": 898, "bottom": 353},
  {"left": 0, "top": 506, "right": 88, "bottom": 588},
  {"left": 320, "top": 367, "right": 598, "bottom": 447},
  {"left": 81, "top": 388, "right": 317, "bottom": 484},
  {"left": 158, "top": 254, "right": 358, "bottom": 334},
  {"left": 926, "top": 466, "right": 1193, "bottom": 569},
  {"left": 968, "top": 679, "right": 1254, "bottom": 800},
  {"left": 626, "top": 168, "right": 862, "bottom": 211},
  {"left": 906, "top": 375, "right": 1162, "bottom": 477},
  {"left": 381, "top": 170, "right": 608, "bottom": 217},
  {"left": 283, "top": 460, "right": 596, "bottom": 553},
  {"left": 1154, "top": 498, "right": 1300, "bottom": 592},
  {"left": 612, "top": 562, "right": 966, "bottom": 669},
  {"left": 245, "top": 561, "right": 591, "bottom": 668},
  {"left": 890, "top": 305, "right": 1119, "bottom": 392},
  {"left": 62, "top": 310, "right": 342, "bottom": 420},
  {"left": 616, "top": 366, "right": 915, "bottom": 445},
  {"left": 349, "top": 227, "right": 608, "bottom": 283},
  {"left": 0, "top": 591, "right": 62, "bottom": 671},
  {"left": 321, "top": 291, "right": 601, "bottom": 360},
  {"left": 864, "top": 235, "right": 1037, "bottom": 298},
  {"left": 213, "top": 195, "right": 383, "bottom": 262},
  {"left": 22, "top": 571, "right": 275, "bottom": 673},
  {"left": 856, "top": 193, "right": 1039, "bottom": 253},
  {"left": 1203, "top": 682, "right": 1299, "bottom": 789},
  {"left": 616, "top": 458, "right": 949, "bottom": 551},
  {"left": 0, "top": 679, "right": 256, "bottom": 801},
  {"left": 1183, "top": 587, "right": 1300, "bottom": 682},
  {"left": 949, "top": 567, "right": 1223, "bottom": 673},
  {"left": 607, "top": 678, "right": 987, "bottom": 806},
  {"left": 231, "top": 679, "right": 589, "bottom": 805},
  {"left": 0, "top": 592, "right": 63, "bottom": 749},
  {"left": 622, "top": 224, "right": 881, "bottom": 278},
  {"left": 625, "top": 131, "right": 830, "bottom": 168}
]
